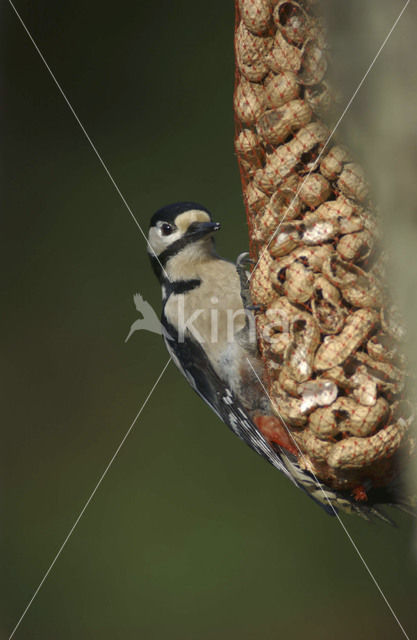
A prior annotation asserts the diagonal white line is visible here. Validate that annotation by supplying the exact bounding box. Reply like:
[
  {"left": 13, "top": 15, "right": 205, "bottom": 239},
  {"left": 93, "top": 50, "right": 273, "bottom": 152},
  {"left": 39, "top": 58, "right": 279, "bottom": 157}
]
[
  {"left": 247, "top": 358, "right": 410, "bottom": 640},
  {"left": 6, "top": 5, "right": 174, "bottom": 636},
  {"left": 249, "top": 0, "right": 411, "bottom": 283},
  {"left": 7, "top": 0, "right": 169, "bottom": 280},
  {"left": 8, "top": 358, "right": 172, "bottom": 640},
  {"left": 7, "top": 1, "right": 410, "bottom": 639}
]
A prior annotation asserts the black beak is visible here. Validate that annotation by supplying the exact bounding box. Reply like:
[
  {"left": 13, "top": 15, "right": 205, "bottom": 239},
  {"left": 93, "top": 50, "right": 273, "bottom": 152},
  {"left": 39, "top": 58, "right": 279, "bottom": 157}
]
[{"left": 187, "top": 221, "right": 221, "bottom": 238}]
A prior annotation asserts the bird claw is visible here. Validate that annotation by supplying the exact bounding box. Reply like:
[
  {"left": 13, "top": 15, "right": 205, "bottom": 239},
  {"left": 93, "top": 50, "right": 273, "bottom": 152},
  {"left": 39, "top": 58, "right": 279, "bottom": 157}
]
[
  {"left": 236, "top": 252, "right": 255, "bottom": 270},
  {"left": 236, "top": 252, "right": 254, "bottom": 285},
  {"left": 236, "top": 253, "right": 256, "bottom": 311},
  {"left": 246, "top": 303, "right": 263, "bottom": 312}
]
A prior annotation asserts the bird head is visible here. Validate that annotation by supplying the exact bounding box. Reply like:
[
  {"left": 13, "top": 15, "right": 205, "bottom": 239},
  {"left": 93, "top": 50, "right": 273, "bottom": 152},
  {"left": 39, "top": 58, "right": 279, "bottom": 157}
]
[{"left": 147, "top": 202, "right": 221, "bottom": 280}]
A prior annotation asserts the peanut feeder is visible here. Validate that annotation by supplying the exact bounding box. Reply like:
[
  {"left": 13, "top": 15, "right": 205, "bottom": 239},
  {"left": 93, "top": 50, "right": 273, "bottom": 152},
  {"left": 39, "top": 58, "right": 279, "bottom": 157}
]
[{"left": 233, "top": 0, "right": 414, "bottom": 498}]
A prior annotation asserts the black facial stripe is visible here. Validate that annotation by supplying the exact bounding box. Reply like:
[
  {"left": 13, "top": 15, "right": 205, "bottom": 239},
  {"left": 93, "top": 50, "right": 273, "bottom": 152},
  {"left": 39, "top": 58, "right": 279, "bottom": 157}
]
[
  {"left": 148, "top": 253, "right": 201, "bottom": 293},
  {"left": 163, "top": 278, "right": 201, "bottom": 296},
  {"left": 158, "top": 233, "right": 214, "bottom": 267},
  {"left": 158, "top": 236, "right": 191, "bottom": 267}
]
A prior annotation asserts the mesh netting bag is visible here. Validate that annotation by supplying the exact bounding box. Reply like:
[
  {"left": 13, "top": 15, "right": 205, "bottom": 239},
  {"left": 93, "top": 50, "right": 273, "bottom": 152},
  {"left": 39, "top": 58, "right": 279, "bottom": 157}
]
[{"left": 234, "top": 0, "right": 415, "bottom": 502}]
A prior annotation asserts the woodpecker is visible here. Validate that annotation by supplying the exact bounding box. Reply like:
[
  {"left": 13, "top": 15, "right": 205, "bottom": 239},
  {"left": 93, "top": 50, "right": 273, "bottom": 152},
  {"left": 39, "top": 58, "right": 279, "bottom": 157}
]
[{"left": 145, "top": 201, "right": 407, "bottom": 521}]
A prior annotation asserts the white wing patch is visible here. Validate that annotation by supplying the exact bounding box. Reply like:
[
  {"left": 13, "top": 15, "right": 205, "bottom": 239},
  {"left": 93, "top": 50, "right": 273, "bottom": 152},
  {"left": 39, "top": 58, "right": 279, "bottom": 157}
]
[{"left": 222, "top": 388, "right": 234, "bottom": 406}]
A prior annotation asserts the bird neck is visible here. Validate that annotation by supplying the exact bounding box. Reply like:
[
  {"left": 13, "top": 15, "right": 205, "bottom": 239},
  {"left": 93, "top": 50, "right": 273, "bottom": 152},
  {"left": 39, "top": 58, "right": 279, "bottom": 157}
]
[
  {"left": 164, "top": 239, "right": 217, "bottom": 282},
  {"left": 150, "top": 238, "right": 217, "bottom": 284}
]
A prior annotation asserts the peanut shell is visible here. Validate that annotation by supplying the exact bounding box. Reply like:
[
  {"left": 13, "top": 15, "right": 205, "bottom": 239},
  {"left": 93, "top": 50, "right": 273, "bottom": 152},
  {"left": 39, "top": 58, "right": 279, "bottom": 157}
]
[
  {"left": 273, "top": 1, "right": 309, "bottom": 45},
  {"left": 239, "top": 0, "right": 272, "bottom": 35},
  {"left": 327, "top": 419, "right": 408, "bottom": 469},
  {"left": 264, "top": 71, "right": 300, "bottom": 108},
  {"left": 257, "top": 100, "right": 312, "bottom": 145},
  {"left": 338, "top": 163, "right": 369, "bottom": 202},
  {"left": 234, "top": 77, "right": 265, "bottom": 126},
  {"left": 235, "top": 21, "right": 271, "bottom": 81},
  {"left": 266, "top": 30, "right": 303, "bottom": 73},
  {"left": 298, "top": 173, "right": 331, "bottom": 208},
  {"left": 314, "top": 309, "right": 379, "bottom": 371},
  {"left": 320, "top": 145, "right": 350, "bottom": 180}
]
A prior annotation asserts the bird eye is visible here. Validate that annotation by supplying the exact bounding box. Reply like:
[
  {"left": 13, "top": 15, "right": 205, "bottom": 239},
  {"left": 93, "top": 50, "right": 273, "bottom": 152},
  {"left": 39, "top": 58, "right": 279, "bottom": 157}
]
[{"left": 161, "top": 223, "right": 173, "bottom": 236}]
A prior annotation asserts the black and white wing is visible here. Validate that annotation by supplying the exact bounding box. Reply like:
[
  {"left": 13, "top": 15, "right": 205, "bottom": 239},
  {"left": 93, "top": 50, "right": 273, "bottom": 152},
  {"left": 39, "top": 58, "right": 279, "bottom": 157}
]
[
  {"left": 161, "top": 319, "right": 292, "bottom": 474},
  {"left": 162, "top": 319, "right": 344, "bottom": 509},
  {"left": 161, "top": 319, "right": 398, "bottom": 521}
]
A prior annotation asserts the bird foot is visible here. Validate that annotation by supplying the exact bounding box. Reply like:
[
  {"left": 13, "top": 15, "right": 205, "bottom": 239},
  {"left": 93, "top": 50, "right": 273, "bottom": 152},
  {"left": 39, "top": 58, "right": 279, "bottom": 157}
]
[{"left": 236, "top": 252, "right": 255, "bottom": 310}]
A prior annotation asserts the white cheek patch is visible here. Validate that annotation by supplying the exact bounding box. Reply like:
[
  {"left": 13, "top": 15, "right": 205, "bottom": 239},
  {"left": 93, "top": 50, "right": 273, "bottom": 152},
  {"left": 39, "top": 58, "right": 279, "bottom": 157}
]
[
  {"left": 148, "top": 226, "right": 181, "bottom": 256},
  {"left": 148, "top": 209, "right": 210, "bottom": 256}
]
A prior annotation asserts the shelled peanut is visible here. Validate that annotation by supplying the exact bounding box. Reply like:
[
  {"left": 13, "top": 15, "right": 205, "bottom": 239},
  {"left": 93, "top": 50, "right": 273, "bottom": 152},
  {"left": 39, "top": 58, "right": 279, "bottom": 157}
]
[{"left": 234, "top": 0, "right": 414, "bottom": 492}]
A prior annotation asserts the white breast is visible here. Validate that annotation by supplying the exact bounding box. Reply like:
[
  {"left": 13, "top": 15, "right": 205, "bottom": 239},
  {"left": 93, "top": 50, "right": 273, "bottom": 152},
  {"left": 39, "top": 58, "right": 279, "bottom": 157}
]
[{"left": 164, "top": 258, "right": 246, "bottom": 374}]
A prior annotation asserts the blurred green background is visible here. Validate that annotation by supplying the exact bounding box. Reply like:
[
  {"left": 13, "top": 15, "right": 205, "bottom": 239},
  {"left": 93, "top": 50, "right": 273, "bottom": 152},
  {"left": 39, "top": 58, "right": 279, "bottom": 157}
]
[{"left": 1, "top": 1, "right": 417, "bottom": 638}]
